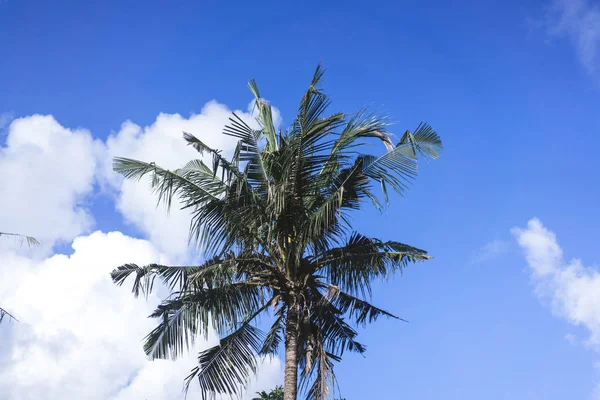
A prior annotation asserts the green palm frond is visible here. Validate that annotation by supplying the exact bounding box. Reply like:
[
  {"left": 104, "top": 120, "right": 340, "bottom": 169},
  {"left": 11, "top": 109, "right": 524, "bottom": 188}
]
[
  {"left": 144, "top": 299, "right": 201, "bottom": 360},
  {"left": 248, "top": 79, "right": 278, "bottom": 152},
  {"left": 143, "top": 283, "right": 267, "bottom": 362},
  {"left": 113, "top": 157, "right": 224, "bottom": 211},
  {"left": 324, "top": 285, "right": 402, "bottom": 325},
  {"left": 259, "top": 305, "right": 285, "bottom": 357},
  {"left": 397, "top": 122, "right": 443, "bottom": 160},
  {"left": 111, "top": 263, "right": 201, "bottom": 298},
  {"left": 185, "top": 303, "right": 270, "bottom": 399}
]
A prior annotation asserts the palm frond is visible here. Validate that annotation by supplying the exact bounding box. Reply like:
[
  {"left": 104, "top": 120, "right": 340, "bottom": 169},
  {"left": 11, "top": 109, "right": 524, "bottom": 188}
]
[
  {"left": 183, "top": 132, "right": 243, "bottom": 181},
  {"left": 113, "top": 157, "right": 223, "bottom": 212},
  {"left": 111, "top": 263, "right": 205, "bottom": 298},
  {"left": 259, "top": 305, "right": 285, "bottom": 357},
  {"left": 397, "top": 122, "right": 443, "bottom": 160},
  {"left": 144, "top": 299, "right": 201, "bottom": 360},
  {"left": 144, "top": 284, "right": 266, "bottom": 362},
  {"left": 315, "top": 233, "right": 430, "bottom": 297},
  {"left": 248, "top": 79, "right": 278, "bottom": 152},
  {"left": 185, "top": 301, "right": 271, "bottom": 399},
  {"left": 0, "top": 307, "right": 18, "bottom": 324},
  {"left": 0, "top": 231, "right": 40, "bottom": 248},
  {"left": 324, "top": 285, "right": 402, "bottom": 325}
]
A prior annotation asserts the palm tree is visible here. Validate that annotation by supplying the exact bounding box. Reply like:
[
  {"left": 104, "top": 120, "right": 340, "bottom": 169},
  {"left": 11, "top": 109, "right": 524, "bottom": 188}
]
[
  {"left": 0, "top": 231, "right": 39, "bottom": 324},
  {"left": 111, "top": 65, "right": 442, "bottom": 400},
  {"left": 254, "top": 386, "right": 345, "bottom": 400},
  {"left": 253, "top": 386, "right": 284, "bottom": 400}
]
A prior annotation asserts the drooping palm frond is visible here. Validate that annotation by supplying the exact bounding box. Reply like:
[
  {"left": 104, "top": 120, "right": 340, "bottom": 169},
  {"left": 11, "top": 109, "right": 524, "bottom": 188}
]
[
  {"left": 185, "top": 322, "right": 265, "bottom": 399},
  {"left": 0, "top": 231, "right": 40, "bottom": 248},
  {"left": 185, "top": 301, "right": 272, "bottom": 399},
  {"left": 0, "top": 231, "right": 39, "bottom": 325},
  {"left": 111, "top": 64, "right": 442, "bottom": 400},
  {"left": 0, "top": 307, "right": 18, "bottom": 324}
]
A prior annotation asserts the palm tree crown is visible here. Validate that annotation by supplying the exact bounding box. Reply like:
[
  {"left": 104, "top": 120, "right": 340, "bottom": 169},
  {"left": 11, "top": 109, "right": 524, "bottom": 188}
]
[{"left": 111, "top": 65, "right": 442, "bottom": 400}]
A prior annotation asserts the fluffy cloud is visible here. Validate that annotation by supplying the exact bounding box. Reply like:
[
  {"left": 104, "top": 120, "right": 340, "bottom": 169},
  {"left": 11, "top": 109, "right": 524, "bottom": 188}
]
[
  {"left": 0, "top": 115, "right": 100, "bottom": 250},
  {"left": 546, "top": 0, "right": 600, "bottom": 75},
  {"left": 513, "top": 218, "right": 600, "bottom": 345},
  {"left": 0, "top": 231, "right": 281, "bottom": 400},
  {"left": 513, "top": 218, "right": 600, "bottom": 397},
  {"left": 103, "top": 100, "right": 281, "bottom": 260},
  {"left": 0, "top": 100, "right": 284, "bottom": 399}
]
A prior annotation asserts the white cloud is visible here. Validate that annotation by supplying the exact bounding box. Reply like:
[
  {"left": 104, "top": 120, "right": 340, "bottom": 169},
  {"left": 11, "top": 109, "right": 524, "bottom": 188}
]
[
  {"left": 103, "top": 100, "right": 281, "bottom": 260},
  {"left": 513, "top": 218, "right": 600, "bottom": 347},
  {"left": 0, "top": 99, "right": 284, "bottom": 399},
  {"left": 546, "top": 0, "right": 600, "bottom": 75},
  {"left": 0, "top": 115, "right": 101, "bottom": 251},
  {"left": 513, "top": 218, "right": 600, "bottom": 396},
  {"left": 471, "top": 239, "right": 510, "bottom": 264},
  {"left": 0, "top": 231, "right": 281, "bottom": 400}
]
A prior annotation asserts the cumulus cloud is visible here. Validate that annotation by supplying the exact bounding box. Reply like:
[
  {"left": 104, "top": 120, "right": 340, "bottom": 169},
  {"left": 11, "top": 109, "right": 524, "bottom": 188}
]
[
  {"left": 513, "top": 218, "right": 600, "bottom": 346},
  {"left": 0, "top": 115, "right": 101, "bottom": 251},
  {"left": 0, "top": 99, "right": 284, "bottom": 399},
  {"left": 0, "top": 231, "right": 281, "bottom": 400},
  {"left": 546, "top": 0, "right": 600, "bottom": 75}
]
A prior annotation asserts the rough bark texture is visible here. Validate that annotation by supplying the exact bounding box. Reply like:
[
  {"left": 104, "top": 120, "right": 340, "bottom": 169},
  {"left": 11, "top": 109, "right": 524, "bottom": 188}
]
[{"left": 283, "top": 301, "right": 300, "bottom": 400}]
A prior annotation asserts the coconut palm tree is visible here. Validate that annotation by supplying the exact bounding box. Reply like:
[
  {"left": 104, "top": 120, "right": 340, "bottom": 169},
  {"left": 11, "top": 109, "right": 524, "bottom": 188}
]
[
  {"left": 253, "top": 386, "right": 284, "bottom": 400},
  {"left": 0, "top": 231, "right": 39, "bottom": 324},
  {"left": 111, "top": 65, "right": 442, "bottom": 400},
  {"left": 254, "top": 386, "right": 346, "bottom": 400}
]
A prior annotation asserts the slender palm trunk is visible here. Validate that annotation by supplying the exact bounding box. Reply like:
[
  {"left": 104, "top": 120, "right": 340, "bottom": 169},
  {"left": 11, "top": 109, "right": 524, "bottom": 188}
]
[{"left": 284, "top": 301, "right": 300, "bottom": 400}]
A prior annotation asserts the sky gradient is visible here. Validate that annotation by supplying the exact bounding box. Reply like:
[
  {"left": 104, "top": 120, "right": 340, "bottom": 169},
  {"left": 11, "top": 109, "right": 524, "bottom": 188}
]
[{"left": 1, "top": 0, "right": 600, "bottom": 399}]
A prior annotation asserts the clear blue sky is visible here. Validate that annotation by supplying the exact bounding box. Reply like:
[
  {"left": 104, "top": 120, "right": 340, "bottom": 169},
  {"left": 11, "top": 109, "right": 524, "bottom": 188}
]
[{"left": 2, "top": 0, "right": 600, "bottom": 399}]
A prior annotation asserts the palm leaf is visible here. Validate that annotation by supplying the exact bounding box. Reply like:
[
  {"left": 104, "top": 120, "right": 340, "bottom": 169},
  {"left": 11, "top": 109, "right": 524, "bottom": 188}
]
[
  {"left": 397, "top": 122, "right": 443, "bottom": 160},
  {"left": 248, "top": 79, "right": 278, "bottom": 152},
  {"left": 184, "top": 300, "right": 273, "bottom": 399},
  {"left": 0, "top": 231, "right": 40, "bottom": 248},
  {"left": 0, "top": 307, "right": 18, "bottom": 323},
  {"left": 113, "top": 157, "right": 222, "bottom": 212}
]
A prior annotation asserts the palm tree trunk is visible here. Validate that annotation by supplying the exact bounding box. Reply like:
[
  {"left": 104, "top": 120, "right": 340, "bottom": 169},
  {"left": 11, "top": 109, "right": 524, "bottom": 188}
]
[{"left": 284, "top": 301, "right": 300, "bottom": 400}]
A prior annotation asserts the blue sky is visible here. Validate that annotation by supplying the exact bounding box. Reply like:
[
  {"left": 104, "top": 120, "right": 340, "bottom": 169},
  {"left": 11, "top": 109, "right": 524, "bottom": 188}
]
[{"left": 1, "top": 0, "right": 600, "bottom": 399}]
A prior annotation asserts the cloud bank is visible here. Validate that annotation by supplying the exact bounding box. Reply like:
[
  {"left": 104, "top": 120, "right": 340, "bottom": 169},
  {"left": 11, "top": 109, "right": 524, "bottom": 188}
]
[{"left": 0, "top": 100, "right": 283, "bottom": 399}]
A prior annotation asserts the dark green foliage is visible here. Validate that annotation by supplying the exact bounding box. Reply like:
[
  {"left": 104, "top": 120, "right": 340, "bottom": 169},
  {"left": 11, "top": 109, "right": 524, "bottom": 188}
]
[
  {"left": 253, "top": 386, "right": 346, "bottom": 400},
  {"left": 253, "top": 386, "right": 285, "bottom": 400},
  {"left": 111, "top": 65, "right": 442, "bottom": 400}
]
